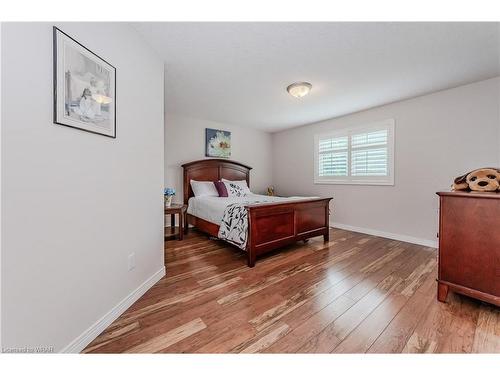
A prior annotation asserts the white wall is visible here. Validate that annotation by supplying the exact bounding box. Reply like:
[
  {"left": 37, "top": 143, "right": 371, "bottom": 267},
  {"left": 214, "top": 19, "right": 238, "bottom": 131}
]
[
  {"left": 498, "top": 24, "right": 500, "bottom": 165},
  {"left": 272, "top": 77, "right": 500, "bottom": 247},
  {"left": 498, "top": 78, "right": 500, "bottom": 165},
  {"left": 165, "top": 114, "right": 273, "bottom": 201},
  {"left": 1, "top": 23, "right": 165, "bottom": 352},
  {"left": 0, "top": 23, "right": 3, "bottom": 351}
]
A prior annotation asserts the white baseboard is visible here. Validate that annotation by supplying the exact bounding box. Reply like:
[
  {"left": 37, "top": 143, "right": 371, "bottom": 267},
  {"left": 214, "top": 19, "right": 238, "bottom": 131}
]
[
  {"left": 331, "top": 221, "right": 438, "bottom": 249},
  {"left": 61, "top": 266, "right": 166, "bottom": 353}
]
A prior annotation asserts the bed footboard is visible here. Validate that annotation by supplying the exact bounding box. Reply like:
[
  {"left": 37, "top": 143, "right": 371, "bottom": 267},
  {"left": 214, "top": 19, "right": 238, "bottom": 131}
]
[{"left": 245, "top": 198, "right": 332, "bottom": 267}]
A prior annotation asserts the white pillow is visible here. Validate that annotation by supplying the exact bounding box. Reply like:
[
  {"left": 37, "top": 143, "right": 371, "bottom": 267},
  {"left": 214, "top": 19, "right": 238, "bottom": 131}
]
[
  {"left": 223, "top": 181, "right": 248, "bottom": 197},
  {"left": 190, "top": 180, "right": 219, "bottom": 197},
  {"left": 221, "top": 178, "right": 251, "bottom": 195}
]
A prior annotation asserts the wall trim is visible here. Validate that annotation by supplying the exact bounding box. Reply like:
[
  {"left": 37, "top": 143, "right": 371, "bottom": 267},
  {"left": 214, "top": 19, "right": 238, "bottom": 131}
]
[
  {"left": 61, "top": 266, "right": 166, "bottom": 353},
  {"left": 331, "top": 221, "right": 438, "bottom": 249}
]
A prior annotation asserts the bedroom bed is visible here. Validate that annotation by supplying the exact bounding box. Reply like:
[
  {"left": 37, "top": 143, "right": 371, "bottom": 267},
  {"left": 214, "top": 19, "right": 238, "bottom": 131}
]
[{"left": 182, "top": 159, "right": 332, "bottom": 267}]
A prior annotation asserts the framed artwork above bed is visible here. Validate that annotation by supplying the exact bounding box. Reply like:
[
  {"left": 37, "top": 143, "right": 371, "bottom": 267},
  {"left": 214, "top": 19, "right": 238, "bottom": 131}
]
[
  {"left": 53, "top": 26, "right": 116, "bottom": 138},
  {"left": 205, "top": 128, "right": 231, "bottom": 158}
]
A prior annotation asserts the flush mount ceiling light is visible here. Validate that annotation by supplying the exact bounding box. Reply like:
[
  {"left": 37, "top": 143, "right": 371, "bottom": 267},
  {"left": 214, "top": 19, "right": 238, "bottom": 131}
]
[{"left": 286, "top": 82, "right": 312, "bottom": 98}]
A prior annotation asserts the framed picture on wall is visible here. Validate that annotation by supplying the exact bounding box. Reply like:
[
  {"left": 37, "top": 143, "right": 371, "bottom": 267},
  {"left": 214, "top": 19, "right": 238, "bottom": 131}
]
[
  {"left": 53, "top": 27, "right": 116, "bottom": 138},
  {"left": 205, "top": 128, "right": 231, "bottom": 158}
]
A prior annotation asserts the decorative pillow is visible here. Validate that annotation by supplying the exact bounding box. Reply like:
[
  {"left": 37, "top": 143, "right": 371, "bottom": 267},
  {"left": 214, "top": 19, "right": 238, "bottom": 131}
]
[
  {"left": 213, "top": 181, "right": 228, "bottom": 197},
  {"left": 190, "top": 180, "right": 219, "bottom": 197},
  {"left": 224, "top": 181, "right": 247, "bottom": 197},
  {"left": 221, "top": 178, "right": 251, "bottom": 195}
]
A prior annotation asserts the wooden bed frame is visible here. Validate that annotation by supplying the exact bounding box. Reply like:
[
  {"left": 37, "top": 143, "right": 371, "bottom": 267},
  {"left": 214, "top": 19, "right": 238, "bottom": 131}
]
[{"left": 182, "top": 159, "right": 332, "bottom": 267}]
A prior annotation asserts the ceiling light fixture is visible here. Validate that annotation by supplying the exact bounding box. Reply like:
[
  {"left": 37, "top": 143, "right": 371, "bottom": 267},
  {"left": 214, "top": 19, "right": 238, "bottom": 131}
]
[{"left": 286, "top": 82, "right": 312, "bottom": 98}]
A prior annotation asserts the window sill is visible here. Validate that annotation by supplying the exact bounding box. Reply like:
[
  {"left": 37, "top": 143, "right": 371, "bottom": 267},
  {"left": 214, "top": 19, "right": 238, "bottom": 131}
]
[{"left": 314, "top": 179, "right": 394, "bottom": 186}]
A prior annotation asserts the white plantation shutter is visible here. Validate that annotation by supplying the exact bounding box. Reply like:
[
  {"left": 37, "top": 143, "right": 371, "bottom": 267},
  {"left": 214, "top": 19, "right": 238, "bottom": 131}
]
[
  {"left": 351, "top": 129, "right": 388, "bottom": 176},
  {"left": 318, "top": 136, "right": 348, "bottom": 177},
  {"left": 314, "top": 120, "right": 394, "bottom": 185},
  {"left": 351, "top": 148, "right": 387, "bottom": 176}
]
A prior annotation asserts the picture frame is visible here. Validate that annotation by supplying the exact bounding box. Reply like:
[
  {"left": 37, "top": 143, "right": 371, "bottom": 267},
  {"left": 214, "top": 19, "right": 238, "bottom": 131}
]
[
  {"left": 53, "top": 26, "right": 116, "bottom": 138},
  {"left": 205, "top": 128, "right": 231, "bottom": 158}
]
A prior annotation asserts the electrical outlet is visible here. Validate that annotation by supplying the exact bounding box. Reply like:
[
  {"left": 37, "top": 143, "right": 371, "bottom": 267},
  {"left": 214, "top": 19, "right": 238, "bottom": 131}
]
[{"left": 128, "top": 253, "right": 136, "bottom": 271}]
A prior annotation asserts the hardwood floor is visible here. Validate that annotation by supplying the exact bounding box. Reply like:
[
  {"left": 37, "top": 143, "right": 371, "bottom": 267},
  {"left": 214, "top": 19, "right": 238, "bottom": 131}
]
[{"left": 83, "top": 229, "right": 500, "bottom": 353}]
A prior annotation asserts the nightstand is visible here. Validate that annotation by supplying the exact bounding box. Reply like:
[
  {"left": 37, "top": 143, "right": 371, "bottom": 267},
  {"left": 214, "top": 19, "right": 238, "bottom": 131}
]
[{"left": 164, "top": 203, "right": 187, "bottom": 241}]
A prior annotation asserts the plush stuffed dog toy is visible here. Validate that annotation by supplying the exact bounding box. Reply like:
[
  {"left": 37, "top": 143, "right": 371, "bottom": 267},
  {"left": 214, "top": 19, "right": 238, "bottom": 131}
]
[{"left": 452, "top": 168, "right": 500, "bottom": 192}]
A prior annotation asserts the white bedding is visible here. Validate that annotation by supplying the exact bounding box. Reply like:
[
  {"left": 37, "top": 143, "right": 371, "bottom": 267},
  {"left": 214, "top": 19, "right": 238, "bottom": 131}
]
[{"left": 187, "top": 194, "right": 316, "bottom": 225}]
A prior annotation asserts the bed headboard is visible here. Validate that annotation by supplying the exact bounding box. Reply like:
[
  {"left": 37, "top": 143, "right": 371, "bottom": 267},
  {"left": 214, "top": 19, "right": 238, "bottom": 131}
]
[{"left": 181, "top": 159, "right": 252, "bottom": 204}]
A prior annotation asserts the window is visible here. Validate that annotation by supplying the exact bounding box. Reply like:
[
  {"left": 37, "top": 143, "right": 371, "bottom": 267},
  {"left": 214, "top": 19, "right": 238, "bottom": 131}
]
[{"left": 314, "top": 119, "right": 394, "bottom": 185}]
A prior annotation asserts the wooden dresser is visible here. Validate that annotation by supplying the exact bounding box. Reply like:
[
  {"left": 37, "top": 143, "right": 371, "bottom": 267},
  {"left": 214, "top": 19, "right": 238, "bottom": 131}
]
[{"left": 436, "top": 191, "right": 500, "bottom": 306}]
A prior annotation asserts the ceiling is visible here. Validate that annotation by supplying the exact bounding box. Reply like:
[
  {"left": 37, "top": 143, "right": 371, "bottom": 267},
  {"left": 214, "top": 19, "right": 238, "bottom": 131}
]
[{"left": 132, "top": 22, "right": 500, "bottom": 132}]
